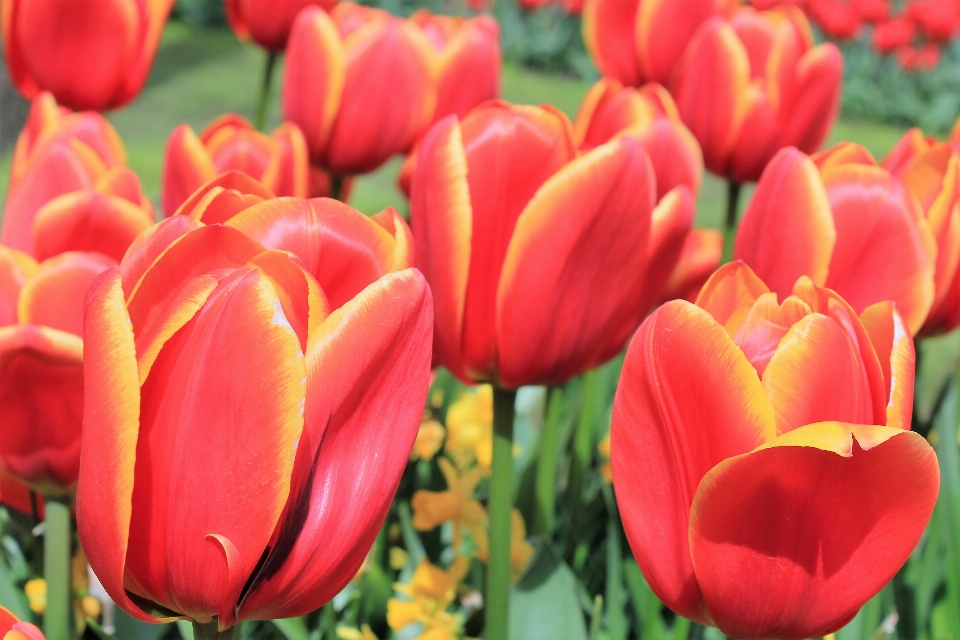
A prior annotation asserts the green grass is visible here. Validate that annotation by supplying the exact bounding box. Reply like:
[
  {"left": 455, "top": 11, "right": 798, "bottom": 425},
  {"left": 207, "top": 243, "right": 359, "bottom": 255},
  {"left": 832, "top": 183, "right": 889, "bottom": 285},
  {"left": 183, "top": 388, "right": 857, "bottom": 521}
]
[{"left": 0, "top": 20, "right": 910, "bottom": 229}]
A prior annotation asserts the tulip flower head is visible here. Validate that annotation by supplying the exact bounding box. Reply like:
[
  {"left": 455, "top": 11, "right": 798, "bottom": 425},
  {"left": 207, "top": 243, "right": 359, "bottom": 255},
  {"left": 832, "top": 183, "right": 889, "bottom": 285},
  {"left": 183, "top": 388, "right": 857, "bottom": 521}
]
[
  {"left": 162, "top": 115, "right": 312, "bottom": 217},
  {"left": 671, "top": 5, "right": 843, "bottom": 182},
  {"left": 2, "top": 0, "right": 174, "bottom": 111},
  {"left": 226, "top": 0, "right": 338, "bottom": 52},
  {"left": 77, "top": 185, "right": 432, "bottom": 629},
  {"left": 411, "top": 101, "right": 698, "bottom": 388},
  {"left": 734, "top": 144, "right": 937, "bottom": 334},
  {"left": 283, "top": 3, "right": 436, "bottom": 176},
  {"left": 612, "top": 261, "right": 939, "bottom": 639},
  {"left": 0, "top": 606, "right": 44, "bottom": 640}
]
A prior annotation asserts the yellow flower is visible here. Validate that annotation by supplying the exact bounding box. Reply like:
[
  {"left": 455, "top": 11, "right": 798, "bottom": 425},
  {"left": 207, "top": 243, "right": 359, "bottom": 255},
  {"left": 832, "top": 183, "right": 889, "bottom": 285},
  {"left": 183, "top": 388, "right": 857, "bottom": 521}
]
[
  {"left": 597, "top": 433, "right": 612, "bottom": 484},
  {"left": 412, "top": 418, "right": 446, "bottom": 461},
  {"left": 337, "top": 625, "right": 378, "bottom": 640},
  {"left": 411, "top": 458, "right": 488, "bottom": 554},
  {"left": 477, "top": 510, "right": 534, "bottom": 584},
  {"left": 390, "top": 547, "right": 410, "bottom": 570},
  {"left": 445, "top": 386, "right": 493, "bottom": 470},
  {"left": 25, "top": 579, "right": 45, "bottom": 614},
  {"left": 388, "top": 557, "right": 469, "bottom": 640}
]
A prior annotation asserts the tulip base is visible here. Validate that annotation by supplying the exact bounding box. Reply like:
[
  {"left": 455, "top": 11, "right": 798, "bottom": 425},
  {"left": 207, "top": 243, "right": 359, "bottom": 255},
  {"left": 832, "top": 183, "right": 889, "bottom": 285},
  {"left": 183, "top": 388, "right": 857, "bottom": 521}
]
[
  {"left": 486, "top": 387, "right": 518, "bottom": 640},
  {"left": 721, "top": 180, "right": 742, "bottom": 264},
  {"left": 43, "top": 495, "right": 73, "bottom": 640},
  {"left": 192, "top": 620, "right": 237, "bottom": 640}
]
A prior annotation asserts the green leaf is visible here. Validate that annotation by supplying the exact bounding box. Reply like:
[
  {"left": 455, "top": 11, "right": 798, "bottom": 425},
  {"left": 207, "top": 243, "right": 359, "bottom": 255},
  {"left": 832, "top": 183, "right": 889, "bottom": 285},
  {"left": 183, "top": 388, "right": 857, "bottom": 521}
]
[
  {"left": 272, "top": 617, "right": 309, "bottom": 640},
  {"left": 623, "top": 559, "right": 666, "bottom": 640},
  {"left": 510, "top": 544, "right": 589, "bottom": 640}
]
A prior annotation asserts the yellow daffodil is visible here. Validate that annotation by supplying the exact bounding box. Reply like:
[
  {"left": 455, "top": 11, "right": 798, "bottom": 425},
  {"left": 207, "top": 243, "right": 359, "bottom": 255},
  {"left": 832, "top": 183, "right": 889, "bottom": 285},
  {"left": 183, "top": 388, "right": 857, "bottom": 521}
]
[
  {"left": 337, "top": 625, "right": 379, "bottom": 640},
  {"left": 24, "top": 579, "right": 45, "bottom": 614},
  {"left": 387, "top": 557, "right": 469, "bottom": 640},
  {"left": 477, "top": 509, "right": 534, "bottom": 584},
  {"left": 412, "top": 458, "right": 488, "bottom": 554},
  {"left": 597, "top": 433, "right": 612, "bottom": 484},
  {"left": 445, "top": 386, "right": 493, "bottom": 470},
  {"left": 412, "top": 418, "right": 446, "bottom": 461}
]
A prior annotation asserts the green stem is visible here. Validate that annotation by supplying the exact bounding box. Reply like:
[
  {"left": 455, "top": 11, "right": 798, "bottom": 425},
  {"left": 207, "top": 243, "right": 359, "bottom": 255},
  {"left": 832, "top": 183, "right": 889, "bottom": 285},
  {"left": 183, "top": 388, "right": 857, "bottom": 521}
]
[
  {"left": 565, "top": 370, "right": 601, "bottom": 558},
  {"left": 43, "top": 496, "right": 72, "bottom": 640},
  {"left": 721, "top": 180, "right": 743, "bottom": 264},
  {"left": 330, "top": 174, "right": 345, "bottom": 202},
  {"left": 892, "top": 567, "right": 916, "bottom": 640},
  {"left": 192, "top": 620, "right": 237, "bottom": 639},
  {"left": 486, "top": 387, "right": 517, "bottom": 640},
  {"left": 253, "top": 51, "right": 279, "bottom": 132},
  {"left": 533, "top": 387, "right": 563, "bottom": 535},
  {"left": 602, "top": 485, "right": 627, "bottom": 640}
]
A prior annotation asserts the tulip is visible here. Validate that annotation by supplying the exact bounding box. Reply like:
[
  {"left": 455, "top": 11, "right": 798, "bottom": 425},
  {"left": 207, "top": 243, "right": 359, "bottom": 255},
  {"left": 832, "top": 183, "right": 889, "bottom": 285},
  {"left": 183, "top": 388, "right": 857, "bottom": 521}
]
[
  {"left": 612, "top": 261, "right": 939, "bottom": 639},
  {"left": 582, "top": 0, "right": 734, "bottom": 88},
  {"left": 0, "top": 606, "right": 44, "bottom": 640},
  {"left": 2, "top": 0, "right": 174, "bottom": 111},
  {"left": 162, "top": 114, "right": 312, "bottom": 216},
  {"left": 283, "top": 3, "right": 436, "bottom": 176},
  {"left": 873, "top": 16, "right": 916, "bottom": 54},
  {"left": 226, "top": 0, "right": 338, "bottom": 52},
  {"left": 807, "top": 0, "right": 862, "bottom": 38},
  {"left": 573, "top": 78, "right": 703, "bottom": 201},
  {"left": 734, "top": 145, "right": 937, "bottom": 334},
  {"left": 77, "top": 197, "right": 433, "bottom": 633},
  {"left": 907, "top": 0, "right": 960, "bottom": 42},
  {"left": 659, "top": 228, "right": 724, "bottom": 303},
  {"left": 671, "top": 6, "right": 843, "bottom": 183},
  {"left": 882, "top": 130, "right": 960, "bottom": 335}
]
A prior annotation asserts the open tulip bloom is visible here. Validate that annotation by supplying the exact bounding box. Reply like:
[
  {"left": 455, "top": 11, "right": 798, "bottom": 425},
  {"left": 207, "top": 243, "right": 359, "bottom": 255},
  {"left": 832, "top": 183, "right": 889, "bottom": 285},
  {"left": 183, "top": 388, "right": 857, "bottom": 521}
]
[
  {"left": 612, "top": 261, "right": 939, "bottom": 639},
  {"left": 76, "top": 179, "right": 432, "bottom": 631}
]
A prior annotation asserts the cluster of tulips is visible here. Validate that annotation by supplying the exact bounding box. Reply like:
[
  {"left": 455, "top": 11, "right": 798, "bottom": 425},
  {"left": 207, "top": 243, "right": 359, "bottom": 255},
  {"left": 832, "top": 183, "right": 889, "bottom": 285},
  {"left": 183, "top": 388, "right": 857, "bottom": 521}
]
[{"left": 0, "top": 0, "right": 958, "bottom": 639}]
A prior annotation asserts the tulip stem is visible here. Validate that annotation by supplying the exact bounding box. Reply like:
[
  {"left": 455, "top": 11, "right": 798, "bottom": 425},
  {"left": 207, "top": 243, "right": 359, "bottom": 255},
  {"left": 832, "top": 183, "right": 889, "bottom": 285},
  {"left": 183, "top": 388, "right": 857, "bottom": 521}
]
[
  {"left": 486, "top": 387, "right": 518, "bottom": 640},
  {"left": 533, "top": 386, "right": 564, "bottom": 535},
  {"left": 721, "top": 180, "right": 742, "bottom": 264},
  {"left": 43, "top": 496, "right": 73, "bottom": 640},
  {"left": 253, "top": 51, "right": 279, "bottom": 132},
  {"left": 192, "top": 620, "right": 237, "bottom": 639}
]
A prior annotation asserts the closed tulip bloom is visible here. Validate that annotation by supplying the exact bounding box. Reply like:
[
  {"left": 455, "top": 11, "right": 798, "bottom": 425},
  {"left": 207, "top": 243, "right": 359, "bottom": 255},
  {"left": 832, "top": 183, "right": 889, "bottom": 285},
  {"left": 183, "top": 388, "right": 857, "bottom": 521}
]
[
  {"left": 882, "top": 130, "right": 960, "bottom": 335},
  {"left": 582, "top": 0, "right": 735, "bottom": 87},
  {"left": 2, "top": 0, "right": 174, "bottom": 111},
  {"left": 0, "top": 246, "right": 116, "bottom": 496},
  {"left": 873, "top": 16, "right": 916, "bottom": 54},
  {"left": 77, "top": 199, "right": 432, "bottom": 629},
  {"left": 807, "top": 0, "right": 862, "bottom": 38},
  {"left": 226, "top": 0, "right": 338, "bottom": 52},
  {"left": 410, "top": 102, "right": 695, "bottom": 388},
  {"left": 671, "top": 6, "right": 842, "bottom": 182},
  {"left": 283, "top": 3, "right": 436, "bottom": 175},
  {"left": 410, "top": 10, "right": 500, "bottom": 125},
  {"left": 162, "top": 114, "right": 311, "bottom": 216},
  {"left": 734, "top": 145, "right": 937, "bottom": 334},
  {"left": 612, "top": 261, "right": 939, "bottom": 639},
  {"left": 574, "top": 78, "right": 703, "bottom": 200}
]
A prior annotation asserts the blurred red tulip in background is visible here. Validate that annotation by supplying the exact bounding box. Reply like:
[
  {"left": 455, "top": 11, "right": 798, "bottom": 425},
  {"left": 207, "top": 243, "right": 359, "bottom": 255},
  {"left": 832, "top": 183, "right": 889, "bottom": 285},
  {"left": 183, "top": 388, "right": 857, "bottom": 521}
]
[
  {"left": 227, "top": 0, "right": 338, "bottom": 52},
  {"left": 612, "top": 261, "right": 939, "bottom": 639},
  {"left": 2, "top": 0, "right": 175, "bottom": 110}
]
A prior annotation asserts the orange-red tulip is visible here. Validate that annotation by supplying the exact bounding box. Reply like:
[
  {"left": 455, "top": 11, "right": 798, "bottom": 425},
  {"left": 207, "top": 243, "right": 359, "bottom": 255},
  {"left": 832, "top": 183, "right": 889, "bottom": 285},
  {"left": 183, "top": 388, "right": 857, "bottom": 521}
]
[
  {"left": 410, "top": 10, "right": 500, "bottom": 125},
  {"left": 582, "top": 0, "right": 735, "bottom": 87},
  {"left": 162, "top": 114, "right": 311, "bottom": 217},
  {"left": 612, "top": 262, "right": 938, "bottom": 639},
  {"left": 734, "top": 144, "right": 937, "bottom": 334},
  {"left": 574, "top": 78, "right": 703, "bottom": 201},
  {"left": 882, "top": 129, "right": 960, "bottom": 335},
  {"left": 410, "top": 102, "right": 695, "bottom": 388},
  {"left": 658, "top": 228, "right": 723, "bottom": 303},
  {"left": 77, "top": 191, "right": 432, "bottom": 629},
  {"left": 2, "top": 0, "right": 174, "bottom": 111},
  {"left": 671, "top": 6, "right": 842, "bottom": 182},
  {"left": 3, "top": 93, "right": 153, "bottom": 259},
  {"left": 283, "top": 3, "right": 436, "bottom": 175},
  {"left": 0, "top": 606, "right": 44, "bottom": 640},
  {"left": 226, "top": 0, "right": 338, "bottom": 52}
]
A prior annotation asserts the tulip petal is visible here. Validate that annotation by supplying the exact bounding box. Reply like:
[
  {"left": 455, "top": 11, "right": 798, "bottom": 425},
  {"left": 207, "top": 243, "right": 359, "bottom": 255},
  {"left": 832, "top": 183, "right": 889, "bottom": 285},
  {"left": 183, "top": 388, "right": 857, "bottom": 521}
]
[
  {"left": 690, "top": 423, "right": 939, "bottom": 639},
  {"left": 76, "top": 268, "right": 167, "bottom": 623},
  {"left": 695, "top": 261, "right": 771, "bottom": 335},
  {"left": 115, "top": 0, "right": 176, "bottom": 108},
  {"left": 0, "top": 247, "right": 38, "bottom": 327},
  {"left": 261, "top": 123, "right": 310, "bottom": 199},
  {"left": 237, "top": 269, "right": 432, "bottom": 620},
  {"left": 733, "top": 292, "right": 811, "bottom": 376},
  {"left": 636, "top": 0, "right": 722, "bottom": 84},
  {"left": 434, "top": 16, "right": 501, "bottom": 121},
  {"left": 18, "top": 251, "right": 115, "bottom": 337},
  {"left": 0, "top": 324, "right": 83, "bottom": 495},
  {"left": 637, "top": 118, "right": 704, "bottom": 200},
  {"left": 859, "top": 302, "right": 914, "bottom": 430},
  {"left": 119, "top": 216, "right": 204, "bottom": 298},
  {"left": 172, "top": 170, "right": 274, "bottom": 220},
  {"left": 779, "top": 44, "right": 843, "bottom": 155},
  {"left": 162, "top": 124, "right": 217, "bottom": 218},
  {"left": 726, "top": 84, "right": 782, "bottom": 183},
  {"left": 582, "top": 0, "right": 642, "bottom": 86},
  {"left": 124, "top": 265, "right": 305, "bottom": 620},
  {"left": 497, "top": 138, "right": 655, "bottom": 387},
  {"left": 409, "top": 116, "right": 472, "bottom": 381},
  {"left": 611, "top": 300, "right": 776, "bottom": 625},
  {"left": 734, "top": 148, "right": 835, "bottom": 299},
  {"left": 636, "top": 186, "right": 698, "bottom": 313},
  {"left": 659, "top": 228, "right": 723, "bottom": 304}
]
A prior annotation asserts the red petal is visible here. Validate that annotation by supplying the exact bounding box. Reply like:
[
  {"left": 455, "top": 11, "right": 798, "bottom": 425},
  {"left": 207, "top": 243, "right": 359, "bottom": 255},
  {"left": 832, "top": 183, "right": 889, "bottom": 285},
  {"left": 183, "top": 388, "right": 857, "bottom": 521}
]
[
  {"left": 859, "top": 302, "right": 914, "bottom": 429},
  {"left": 261, "top": 122, "right": 310, "bottom": 199},
  {"left": 433, "top": 16, "right": 501, "bottom": 121},
  {"left": 119, "top": 215, "right": 204, "bottom": 298},
  {"left": 637, "top": 118, "right": 704, "bottom": 200},
  {"left": 162, "top": 124, "right": 217, "bottom": 218},
  {"left": 172, "top": 170, "right": 274, "bottom": 221},
  {"left": 732, "top": 292, "right": 811, "bottom": 376},
  {"left": 659, "top": 227, "right": 723, "bottom": 304},
  {"left": 695, "top": 261, "right": 771, "bottom": 334},
  {"left": 636, "top": 0, "right": 726, "bottom": 84},
  {"left": 18, "top": 251, "right": 115, "bottom": 337},
  {"left": 779, "top": 44, "right": 843, "bottom": 155},
  {"left": 0, "top": 247, "right": 38, "bottom": 327},
  {"left": 582, "top": 0, "right": 642, "bottom": 86}
]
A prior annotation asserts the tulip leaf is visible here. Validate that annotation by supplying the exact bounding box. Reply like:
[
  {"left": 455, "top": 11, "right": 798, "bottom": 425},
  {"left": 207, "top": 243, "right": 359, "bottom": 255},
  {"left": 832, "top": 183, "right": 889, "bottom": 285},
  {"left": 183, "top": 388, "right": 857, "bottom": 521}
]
[
  {"left": 623, "top": 559, "right": 666, "bottom": 640},
  {"left": 509, "top": 544, "right": 589, "bottom": 640},
  {"left": 272, "top": 617, "right": 309, "bottom": 640}
]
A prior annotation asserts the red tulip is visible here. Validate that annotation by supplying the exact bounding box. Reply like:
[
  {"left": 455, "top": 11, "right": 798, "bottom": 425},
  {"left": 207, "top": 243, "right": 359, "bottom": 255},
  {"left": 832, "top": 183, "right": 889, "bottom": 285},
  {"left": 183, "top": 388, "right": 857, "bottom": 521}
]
[
  {"left": 77, "top": 194, "right": 432, "bottom": 630},
  {"left": 882, "top": 130, "right": 960, "bottom": 335},
  {"left": 907, "top": 0, "right": 960, "bottom": 42},
  {"left": 574, "top": 78, "right": 703, "bottom": 200},
  {"left": 0, "top": 247, "right": 116, "bottom": 496},
  {"left": 854, "top": 0, "right": 889, "bottom": 22},
  {"left": 410, "top": 102, "right": 694, "bottom": 388},
  {"left": 733, "top": 145, "right": 937, "bottom": 334},
  {"left": 226, "top": 0, "right": 338, "bottom": 52},
  {"left": 898, "top": 43, "right": 942, "bottom": 71},
  {"left": 582, "top": 0, "right": 735, "bottom": 87},
  {"left": 0, "top": 606, "right": 44, "bottom": 640},
  {"left": 807, "top": 0, "right": 862, "bottom": 38},
  {"left": 873, "top": 16, "right": 916, "bottom": 54},
  {"left": 658, "top": 228, "right": 724, "bottom": 303},
  {"left": 162, "top": 114, "right": 312, "bottom": 217},
  {"left": 612, "top": 261, "right": 939, "bottom": 639},
  {"left": 283, "top": 3, "right": 436, "bottom": 175},
  {"left": 410, "top": 10, "right": 501, "bottom": 125},
  {"left": 671, "top": 6, "right": 842, "bottom": 182},
  {"left": 2, "top": 0, "right": 174, "bottom": 111}
]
